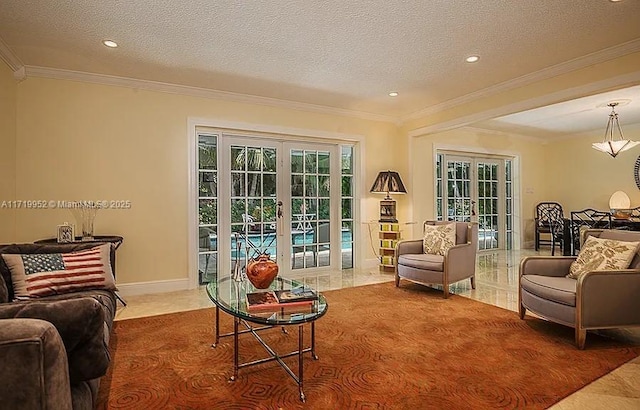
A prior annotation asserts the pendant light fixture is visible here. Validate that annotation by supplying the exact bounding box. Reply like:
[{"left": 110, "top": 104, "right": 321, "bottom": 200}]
[{"left": 592, "top": 102, "right": 639, "bottom": 158}]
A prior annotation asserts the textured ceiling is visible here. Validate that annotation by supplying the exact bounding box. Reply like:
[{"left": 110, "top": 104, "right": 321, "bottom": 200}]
[{"left": 1, "top": 0, "right": 640, "bottom": 123}]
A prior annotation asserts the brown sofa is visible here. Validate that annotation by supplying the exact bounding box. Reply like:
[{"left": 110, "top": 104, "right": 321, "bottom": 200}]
[{"left": 0, "top": 242, "right": 117, "bottom": 410}]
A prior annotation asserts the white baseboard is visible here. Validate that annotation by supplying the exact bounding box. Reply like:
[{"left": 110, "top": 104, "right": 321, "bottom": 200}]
[{"left": 116, "top": 278, "right": 191, "bottom": 297}]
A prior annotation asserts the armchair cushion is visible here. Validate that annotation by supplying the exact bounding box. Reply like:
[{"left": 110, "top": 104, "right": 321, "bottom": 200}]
[
  {"left": 397, "top": 253, "right": 444, "bottom": 272},
  {"left": 2, "top": 244, "right": 115, "bottom": 300},
  {"left": 422, "top": 223, "right": 456, "bottom": 255},
  {"left": 0, "top": 296, "right": 112, "bottom": 383},
  {"left": 520, "top": 275, "right": 576, "bottom": 307},
  {"left": 567, "top": 236, "right": 639, "bottom": 280}
]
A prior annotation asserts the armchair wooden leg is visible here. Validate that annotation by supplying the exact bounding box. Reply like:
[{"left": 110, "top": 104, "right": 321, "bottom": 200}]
[
  {"left": 519, "top": 304, "right": 526, "bottom": 320},
  {"left": 443, "top": 286, "right": 449, "bottom": 299},
  {"left": 394, "top": 273, "right": 400, "bottom": 287},
  {"left": 576, "top": 327, "right": 587, "bottom": 350},
  {"left": 470, "top": 276, "right": 476, "bottom": 290}
]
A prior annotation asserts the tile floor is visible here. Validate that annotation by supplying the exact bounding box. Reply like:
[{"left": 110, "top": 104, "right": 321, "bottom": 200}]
[{"left": 114, "top": 248, "right": 640, "bottom": 409}]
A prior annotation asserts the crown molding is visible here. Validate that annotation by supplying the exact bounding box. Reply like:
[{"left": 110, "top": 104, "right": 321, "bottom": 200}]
[
  {"left": 0, "top": 36, "right": 24, "bottom": 73},
  {"left": 401, "top": 38, "right": 640, "bottom": 124},
  {"left": 22, "top": 66, "right": 397, "bottom": 124},
  {"left": 408, "top": 70, "right": 640, "bottom": 138}
]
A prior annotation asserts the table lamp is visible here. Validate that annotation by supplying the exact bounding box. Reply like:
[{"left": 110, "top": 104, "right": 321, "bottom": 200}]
[
  {"left": 609, "top": 190, "right": 631, "bottom": 219},
  {"left": 370, "top": 170, "right": 407, "bottom": 222}
]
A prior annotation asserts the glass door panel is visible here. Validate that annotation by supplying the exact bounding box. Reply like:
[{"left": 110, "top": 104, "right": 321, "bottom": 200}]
[
  {"left": 290, "top": 148, "right": 332, "bottom": 269},
  {"left": 442, "top": 156, "right": 504, "bottom": 250},
  {"left": 445, "top": 158, "right": 472, "bottom": 222},
  {"left": 229, "top": 143, "right": 279, "bottom": 273},
  {"left": 477, "top": 161, "right": 500, "bottom": 250},
  {"left": 197, "top": 134, "right": 218, "bottom": 285}
]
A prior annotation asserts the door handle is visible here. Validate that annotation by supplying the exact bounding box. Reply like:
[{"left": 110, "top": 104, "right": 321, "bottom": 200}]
[{"left": 276, "top": 201, "right": 283, "bottom": 235}]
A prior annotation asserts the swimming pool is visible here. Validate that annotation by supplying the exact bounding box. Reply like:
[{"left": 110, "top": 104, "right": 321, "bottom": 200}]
[{"left": 208, "top": 229, "right": 353, "bottom": 258}]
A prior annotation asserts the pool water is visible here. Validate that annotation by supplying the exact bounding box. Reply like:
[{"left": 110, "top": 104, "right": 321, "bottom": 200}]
[{"left": 210, "top": 229, "right": 353, "bottom": 258}]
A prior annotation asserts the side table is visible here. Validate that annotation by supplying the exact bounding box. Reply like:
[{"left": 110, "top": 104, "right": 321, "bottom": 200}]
[{"left": 33, "top": 235, "right": 126, "bottom": 305}]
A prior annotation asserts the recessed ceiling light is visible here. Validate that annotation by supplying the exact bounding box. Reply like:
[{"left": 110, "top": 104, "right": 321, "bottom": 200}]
[
  {"left": 102, "top": 40, "right": 118, "bottom": 48},
  {"left": 466, "top": 55, "right": 479, "bottom": 63},
  {"left": 389, "top": 92, "right": 399, "bottom": 97},
  {"left": 609, "top": 0, "right": 623, "bottom": 3}
]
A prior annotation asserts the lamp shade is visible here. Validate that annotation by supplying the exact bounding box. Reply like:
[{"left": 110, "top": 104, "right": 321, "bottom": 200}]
[
  {"left": 370, "top": 171, "right": 407, "bottom": 198},
  {"left": 610, "top": 190, "right": 632, "bottom": 219},
  {"left": 592, "top": 102, "right": 639, "bottom": 158},
  {"left": 609, "top": 190, "right": 631, "bottom": 209}
]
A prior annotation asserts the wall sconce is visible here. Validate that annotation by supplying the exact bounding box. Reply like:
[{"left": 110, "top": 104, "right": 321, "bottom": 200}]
[
  {"left": 370, "top": 170, "right": 407, "bottom": 222},
  {"left": 609, "top": 190, "right": 631, "bottom": 219}
]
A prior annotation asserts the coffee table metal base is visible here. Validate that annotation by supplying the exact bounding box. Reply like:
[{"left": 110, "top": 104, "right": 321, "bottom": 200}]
[{"left": 211, "top": 306, "right": 318, "bottom": 402}]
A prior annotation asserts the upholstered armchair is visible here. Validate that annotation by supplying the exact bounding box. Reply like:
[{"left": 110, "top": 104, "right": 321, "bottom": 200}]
[
  {"left": 519, "top": 229, "right": 640, "bottom": 349},
  {"left": 395, "top": 221, "right": 478, "bottom": 298}
]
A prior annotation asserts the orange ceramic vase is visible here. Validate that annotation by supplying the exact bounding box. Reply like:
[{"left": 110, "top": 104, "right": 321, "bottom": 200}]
[{"left": 246, "top": 254, "right": 279, "bottom": 289}]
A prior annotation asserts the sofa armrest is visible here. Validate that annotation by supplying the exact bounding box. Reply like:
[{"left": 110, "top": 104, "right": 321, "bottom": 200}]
[
  {"left": 445, "top": 243, "right": 476, "bottom": 282},
  {"left": 0, "top": 297, "right": 110, "bottom": 382},
  {"left": 519, "top": 256, "right": 576, "bottom": 278},
  {"left": 579, "top": 269, "right": 640, "bottom": 328},
  {"left": 396, "top": 239, "right": 423, "bottom": 257},
  {"left": 0, "top": 318, "right": 73, "bottom": 410}
]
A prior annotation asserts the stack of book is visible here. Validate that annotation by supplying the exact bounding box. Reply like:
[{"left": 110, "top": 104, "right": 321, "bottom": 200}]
[{"left": 246, "top": 288, "right": 318, "bottom": 312}]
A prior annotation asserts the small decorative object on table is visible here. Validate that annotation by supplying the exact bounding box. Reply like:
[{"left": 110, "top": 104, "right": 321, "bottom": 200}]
[
  {"left": 246, "top": 253, "right": 279, "bottom": 289},
  {"left": 71, "top": 204, "right": 98, "bottom": 241},
  {"left": 56, "top": 223, "right": 75, "bottom": 243},
  {"left": 246, "top": 289, "right": 314, "bottom": 312},
  {"left": 275, "top": 288, "right": 318, "bottom": 302}
]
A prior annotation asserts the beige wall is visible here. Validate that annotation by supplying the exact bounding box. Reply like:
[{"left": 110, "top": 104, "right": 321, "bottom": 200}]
[
  {"left": 0, "top": 61, "right": 16, "bottom": 242},
  {"left": 544, "top": 123, "right": 640, "bottom": 212},
  {"left": 6, "top": 52, "right": 640, "bottom": 289},
  {"left": 408, "top": 128, "right": 547, "bottom": 245},
  {"left": 14, "top": 76, "right": 403, "bottom": 286}
]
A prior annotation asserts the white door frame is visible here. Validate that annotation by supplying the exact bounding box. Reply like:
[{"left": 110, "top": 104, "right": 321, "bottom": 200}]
[{"left": 187, "top": 117, "right": 364, "bottom": 289}]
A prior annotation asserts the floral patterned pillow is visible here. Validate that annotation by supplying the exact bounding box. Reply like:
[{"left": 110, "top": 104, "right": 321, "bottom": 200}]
[
  {"left": 567, "top": 236, "right": 640, "bottom": 280},
  {"left": 423, "top": 223, "right": 456, "bottom": 256}
]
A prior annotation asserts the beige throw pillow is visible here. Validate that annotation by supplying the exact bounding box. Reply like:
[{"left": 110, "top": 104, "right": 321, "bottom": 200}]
[
  {"left": 567, "top": 236, "right": 640, "bottom": 280},
  {"left": 423, "top": 223, "right": 456, "bottom": 256}
]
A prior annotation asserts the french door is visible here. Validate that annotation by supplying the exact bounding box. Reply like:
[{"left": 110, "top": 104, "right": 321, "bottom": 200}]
[
  {"left": 199, "top": 133, "right": 343, "bottom": 284},
  {"left": 440, "top": 155, "right": 508, "bottom": 251}
]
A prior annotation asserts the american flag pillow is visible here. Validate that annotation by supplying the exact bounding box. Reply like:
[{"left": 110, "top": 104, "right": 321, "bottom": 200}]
[{"left": 2, "top": 244, "right": 116, "bottom": 300}]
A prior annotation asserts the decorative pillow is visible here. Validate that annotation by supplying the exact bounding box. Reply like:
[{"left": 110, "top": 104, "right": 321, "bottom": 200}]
[
  {"left": 1, "top": 244, "right": 116, "bottom": 300},
  {"left": 567, "top": 236, "right": 640, "bottom": 280},
  {"left": 423, "top": 223, "right": 456, "bottom": 256}
]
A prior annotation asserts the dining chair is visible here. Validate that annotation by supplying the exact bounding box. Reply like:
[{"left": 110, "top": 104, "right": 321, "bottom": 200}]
[
  {"left": 569, "top": 208, "right": 612, "bottom": 255},
  {"left": 535, "top": 202, "right": 565, "bottom": 255}
]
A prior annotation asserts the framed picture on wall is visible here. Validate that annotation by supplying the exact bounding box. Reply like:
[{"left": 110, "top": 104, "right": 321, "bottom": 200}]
[{"left": 57, "top": 224, "right": 75, "bottom": 243}]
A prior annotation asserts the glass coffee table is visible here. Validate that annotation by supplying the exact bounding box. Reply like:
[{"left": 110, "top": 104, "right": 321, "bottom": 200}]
[{"left": 206, "top": 276, "right": 328, "bottom": 402}]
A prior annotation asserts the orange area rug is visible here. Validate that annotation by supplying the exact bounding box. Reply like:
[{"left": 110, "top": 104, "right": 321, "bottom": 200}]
[{"left": 97, "top": 282, "right": 640, "bottom": 409}]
